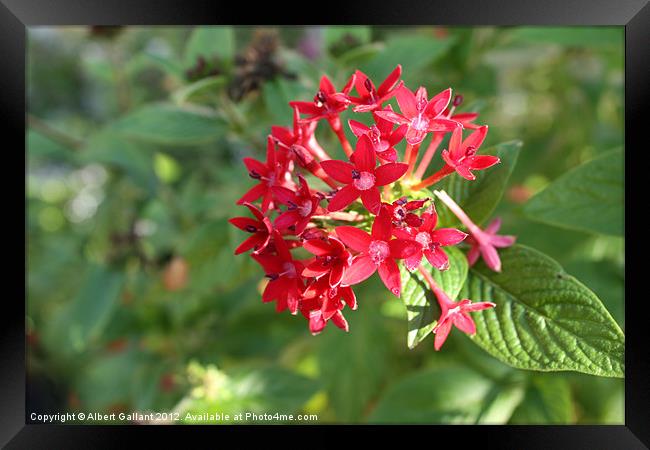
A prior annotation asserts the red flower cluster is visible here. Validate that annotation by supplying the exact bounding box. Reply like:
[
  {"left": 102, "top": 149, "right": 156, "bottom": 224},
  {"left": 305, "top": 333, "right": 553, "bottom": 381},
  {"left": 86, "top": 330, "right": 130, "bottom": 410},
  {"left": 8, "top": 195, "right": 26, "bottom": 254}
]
[{"left": 230, "top": 66, "right": 514, "bottom": 349}]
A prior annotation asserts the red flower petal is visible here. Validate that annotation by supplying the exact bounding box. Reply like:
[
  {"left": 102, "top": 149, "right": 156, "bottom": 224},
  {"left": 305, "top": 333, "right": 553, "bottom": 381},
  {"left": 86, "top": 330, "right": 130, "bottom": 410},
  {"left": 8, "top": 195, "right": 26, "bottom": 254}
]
[
  {"left": 377, "top": 65, "right": 402, "bottom": 96},
  {"left": 374, "top": 162, "right": 408, "bottom": 186},
  {"left": 395, "top": 86, "right": 417, "bottom": 117},
  {"left": 389, "top": 239, "right": 419, "bottom": 259},
  {"left": 424, "top": 88, "right": 452, "bottom": 118},
  {"left": 462, "top": 300, "right": 496, "bottom": 312},
  {"left": 378, "top": 148, "right": 398, "bottom": 163},
  {"left": 290, "top": 101, "right": 322, "bottom": 115},
  {"left": 461, "top": 125, "right": 488, "bottom": 154},
  {"left": 430, "top": 228, "right": 468, "bottom": 246},
  {"left": 360, "top": 187, "right": 381, "bottom": 215},
  {"left": 228, "top": 216, "right": 259, "bottom": 232},
  {"left": 274, "top": 210, "right": 300, "bottom": 230},
  {"left": 336, "top": 226, "right": 371, "bottom": 252},
  {"left": 374, "top": 109, "right": 409, "bottom": 125},
  {"left": 330, "top": 311, "right": 349, "bottom": 332},
  {"left": 404, "top": 251, "right": 423, "bottom": 272},
  {"left": 303, "top": 238, "right": 333, "bottom": 256},
  {"left": 319, "top": 75, "right": 336, "bottom": 94},
  {"left": 328, "top": 184, "right": 360, "bottom": 212},
  {"left": 479, "top": 244, "right": 502, "bottom": 272},
  {"left": 271, "top": 186, "right": 298, "bottom": 205},
  {"left": 329, "top": 264, "right": 345, "bottom": 287},
  {"left": 320, "top": 159, "right": 355, "bottom": 183},
  {"left": 405, "top": 127, "right": 428, "bottom": 145},
  {"left": 340, "top": 254, "right": 377, "bottom": 286},
  {"left": 378, "top": 258, "right": 401, "bottom": 297},
  {"left": 237, "top": 183, "right": 267, "bottom": 205},
  {"left": 433, "top": 318, "right": 453, "bottom": 351},
  {"left": 454, "top": 164, "right": 476, "bottom": 181},
  {"left": 491, "top": 235, "right": 516, "bottom": 248},
  {"left": 470, "top": 155, "right": 500, "bottom": 170},
  {"left": 234, "top": 233, "right": 265, "bottom": 255},
  {"left": 243, "top": 202, "right": 266, "bottom": 222},
  {"left": 243, "top": 157, "right": 268, "bottom": 176},
  {"left": 427, "top": 118, "right": 461, "bottom": 133},
  {"left": 353, "top": 70, "right": 371, "bottom": 96},
  {"left": 467, "top": 245, "right": 480, "bottom": 266},
  {"left": 353, "top": 135, "right": 376, "bottom": 172},
  {"left": 447, "top": 126, "right": 463, "bottom": 161},
  {"left": 371, "top": 206, "right": 392, "bottom": 241},
  {"left": 452, "top": 312, "right": 476, "bottom": 334},
  {"left": 424, "top": 247, "right": 450, "bottom": 270},
  {"left": 309, "top": 310, "right": 327, "bottom": 335},
  {"left": 348, "top": 119, "right": 369, "bottom": 137}
]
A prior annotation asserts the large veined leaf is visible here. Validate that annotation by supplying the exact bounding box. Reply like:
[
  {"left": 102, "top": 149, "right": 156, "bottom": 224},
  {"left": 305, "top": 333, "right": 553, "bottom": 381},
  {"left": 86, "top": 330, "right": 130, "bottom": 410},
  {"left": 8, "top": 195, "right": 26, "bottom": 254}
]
[
  {"left": 523, "top": 149, "right": 623, "bottom": 236},
  {"left": 184, "top": 26, "right": 235, "bottom": 67},
  {"left": 368, "top": 364, "right": 525, "bottom": 424},
  {"left": 462, "top": 245, "right": 624, "bottom": 378},
  {"left": 112, "top": 104, "right": 224, "bottom": 146},
  {"left": 436, "top": 141, "right": 521, "bottom": 228},
  {"left": 400, "top": 246, "right": 468, "bottom": 349}
]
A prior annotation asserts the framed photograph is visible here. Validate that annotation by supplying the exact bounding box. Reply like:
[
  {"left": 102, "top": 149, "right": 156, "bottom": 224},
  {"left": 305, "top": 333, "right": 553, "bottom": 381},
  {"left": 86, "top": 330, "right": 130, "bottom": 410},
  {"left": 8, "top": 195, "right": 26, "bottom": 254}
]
[{"left": 3, "top": 0, "right": 648, "bottom": 447}]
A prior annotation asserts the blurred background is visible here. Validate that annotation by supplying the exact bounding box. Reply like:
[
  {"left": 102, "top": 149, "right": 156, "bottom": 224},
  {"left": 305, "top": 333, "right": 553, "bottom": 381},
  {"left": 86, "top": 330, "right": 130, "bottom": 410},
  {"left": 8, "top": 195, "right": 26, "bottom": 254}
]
[{"left": 27, "top": 26, "right": 624, "bottom": 424}]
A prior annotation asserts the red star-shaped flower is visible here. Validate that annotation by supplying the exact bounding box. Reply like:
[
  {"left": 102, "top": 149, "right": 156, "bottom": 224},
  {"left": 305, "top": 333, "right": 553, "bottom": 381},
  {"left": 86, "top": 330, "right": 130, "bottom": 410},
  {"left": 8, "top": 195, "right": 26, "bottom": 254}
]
[
  {"left": 252, "top": 231, "right": 305, "bottom": 314},
  {"left": 432, "top": 294, "right": 496, "bottom": 351},
  {"left": 290, "top": 74, "right": 355, "bottom": 123},
  {"left": 321, "top": 135, "right": 408, "bottom": 214},
  {"left": 440, "top": 125, "right": 499, "bottom": 181},
  {"left": 393, "top": 204, "right": 467, "bottom": 271},
  {"left": 336, "top": 205, "right": 418, "bottom": 297},
  {"left": 465, "top": 217, "right": 516, "bottom": 272},
  {"left": 374, "top": 85, "right": 459, "bottom": 145},
  {"left": 300, "top": 277, "right": 356, "bottom": 335},
  {"left": 348, "top": 65, "right": 403, "bottom": 112},
  {"left": 228, "top": 202, "right": 273, "bottom": 255},
  {"left": 238, "top": 136, "right": 292, "bottom": 212},
  {"left": 302, "top": 235, "right": 353, "bottom": 287},
  {"left": 272, "top": 175, "right": 324, "bottom": 235},
  {"left": 348, "top": 105, "right": 407, "bottom": 163},
  {"left": 384, "top": 196, "right": 429, "bottom": 228}
]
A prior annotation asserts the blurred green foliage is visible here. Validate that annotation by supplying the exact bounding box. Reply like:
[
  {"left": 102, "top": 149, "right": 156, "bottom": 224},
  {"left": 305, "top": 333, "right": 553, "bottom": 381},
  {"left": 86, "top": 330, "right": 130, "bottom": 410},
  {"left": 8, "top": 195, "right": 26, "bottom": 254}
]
[{"left": 27, "top": 26, "right": 624, "bottom": 424}]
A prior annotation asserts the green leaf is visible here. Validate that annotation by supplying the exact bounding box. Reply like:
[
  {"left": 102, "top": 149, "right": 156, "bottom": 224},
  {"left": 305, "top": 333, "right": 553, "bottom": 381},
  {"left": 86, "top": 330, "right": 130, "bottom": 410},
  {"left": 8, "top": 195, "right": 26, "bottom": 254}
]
[
  {"left": 178, "top": 364, "right": 318, "bottom": 423},
  {"left": 263, "top": 78, "right": 304, "bottom": 124},
  {"left": 184, "top": 26, "right": 235, "bottom": 67},
  {"left": 361, "top": 34, "right": 454, "bottom": 82},
  {"left": 171, "top": 76, "right": 227, "bottom": 105},
  {"left": 83, "top": 131, "right": 157, "bottom": 193},
  {"left": 510, "top": 375, "right": 574, "bottom": 424},
  {"left": 45, "top": 265, "right": 125, "bottom": 355},
  {"left": 400, "top": 246, "right": 468, "bottom": 349},
  {"left": 368, "top": 363, "right": 525, "bottom": 424},
  {"left": 317, "top": 295, "right": 390, "bottom": 422},
  {"left": 337, "top": 43, "right": 384, "bottom": 67},
  {"left": 509, "top": 27, "right": 623, "bottom": 49},
  {"left": 112, "top": 103, "right": 224, "bottom": 146},
  {"left": 462, "top": 245, "right": 625, "bottom": 378},
  {"left": 28, "top": 129, "right": 77, "bottom": 162},
  {"left": 523, "top": 149, "right": 623, "bottom": 236},
  {"left": 436, "top": 140, "right": 521, "bottom": 228}
]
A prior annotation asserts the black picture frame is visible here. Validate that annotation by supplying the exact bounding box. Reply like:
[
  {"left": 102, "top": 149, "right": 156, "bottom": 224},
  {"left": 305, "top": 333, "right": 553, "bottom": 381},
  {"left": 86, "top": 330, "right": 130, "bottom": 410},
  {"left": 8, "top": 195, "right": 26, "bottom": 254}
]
[{"left": 3, "top": 0, "right": 648, "bottom": 447}]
